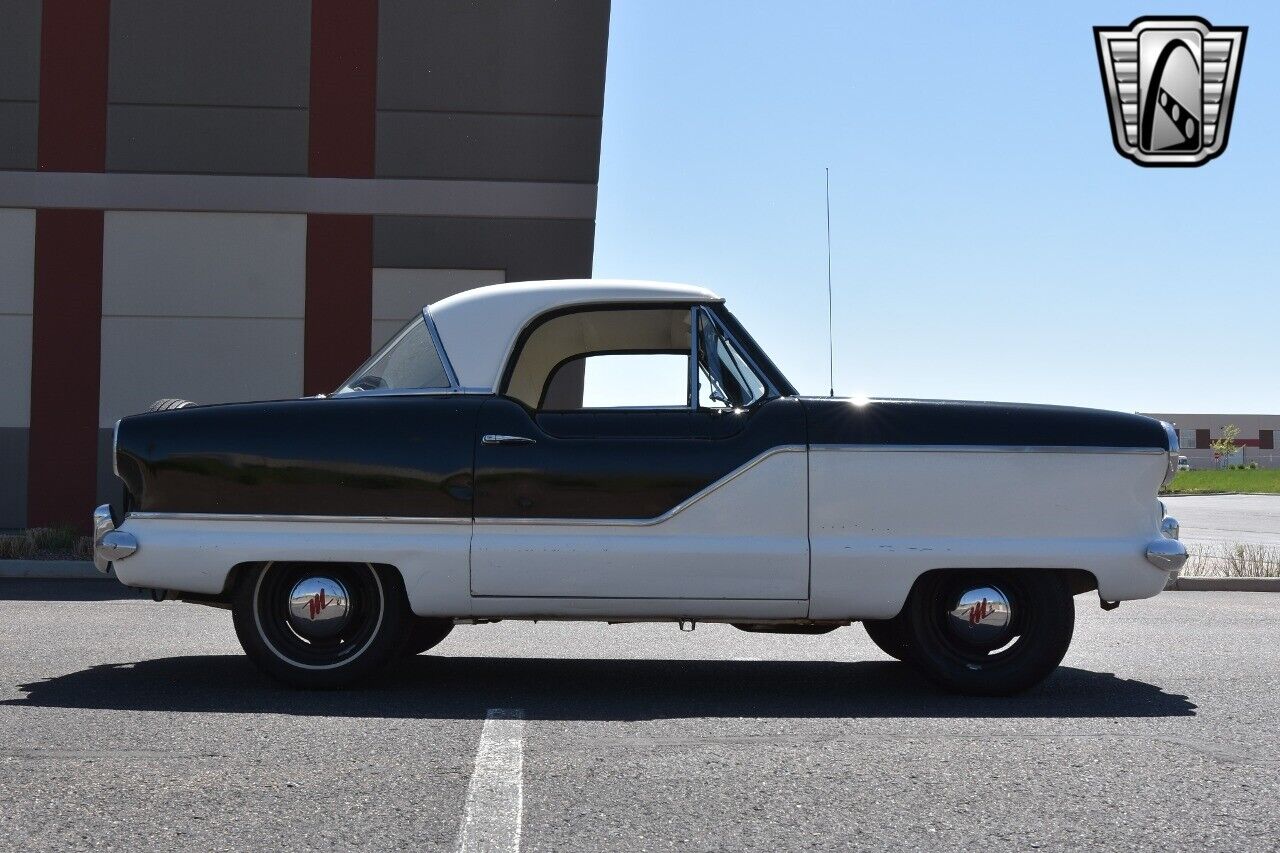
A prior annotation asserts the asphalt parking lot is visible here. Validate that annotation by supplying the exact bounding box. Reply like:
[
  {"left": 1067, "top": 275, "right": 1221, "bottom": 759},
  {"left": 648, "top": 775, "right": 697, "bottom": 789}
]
[
  {"left": 1, "top": 582, "right": 1277, "bottom": 852},
  {"left": 1163, "top": 494, "right": 1280, "bottom": 548}
]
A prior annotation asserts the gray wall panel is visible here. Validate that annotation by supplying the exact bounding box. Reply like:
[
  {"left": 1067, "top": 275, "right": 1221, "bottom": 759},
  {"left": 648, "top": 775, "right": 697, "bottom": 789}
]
[
  {"left": 378, "top": 0, "right": 610, "bottom": 115},
  {"left": 0, "top": 102, "right": 38, "bottom": 170},
  {"left": 109, "top": 0, "right": 310, "bottom": 108},
  {"left": 0, "top": 171, "right": 597, "bottom": 218},
  {"left": 374, "top": 216, "right": 596, "bottom": 282},
  {"left": 107, "top": 106, "right": 308, "bottom": 176},
  {"left": 0, "top": 0, "right": 41, "bottom": 101},
  {"left": 376, "top": 112, "right": 601, "bottom": 182},
  {"left": 0, "top": 428, "right": 28, "bottom": 530},
  {"left": 102, "top": 211, "right": 307, "bottom": 319}
]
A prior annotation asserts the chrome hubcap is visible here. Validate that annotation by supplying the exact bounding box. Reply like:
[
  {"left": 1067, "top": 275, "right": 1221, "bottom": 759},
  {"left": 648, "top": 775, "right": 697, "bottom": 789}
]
[
  {"left": 946, "top": 585, "right": 1013, "bottom": 645},
  {"left": 286, "top": 576, "right": 351, "bottom": 639}
]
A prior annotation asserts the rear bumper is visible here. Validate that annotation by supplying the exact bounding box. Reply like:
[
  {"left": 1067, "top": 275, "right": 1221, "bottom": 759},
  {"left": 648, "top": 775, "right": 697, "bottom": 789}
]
[
  {"left": 92, "top": 504, "right": 138, "bottom": 574},
  {"left": 1144, "top": 514, "right": 1187, "bottom": 571}
]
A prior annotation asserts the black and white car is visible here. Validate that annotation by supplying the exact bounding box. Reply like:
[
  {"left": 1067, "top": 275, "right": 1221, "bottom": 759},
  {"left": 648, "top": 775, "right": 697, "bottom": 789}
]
[{"left": 93, "top": 280, "right": 1187, "bottom": 693}]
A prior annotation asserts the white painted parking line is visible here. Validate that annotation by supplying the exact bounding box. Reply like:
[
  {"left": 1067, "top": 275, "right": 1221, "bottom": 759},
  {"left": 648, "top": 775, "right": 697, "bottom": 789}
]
[{"left": 457, "top": 708, "right": 526, "bottom": 853}]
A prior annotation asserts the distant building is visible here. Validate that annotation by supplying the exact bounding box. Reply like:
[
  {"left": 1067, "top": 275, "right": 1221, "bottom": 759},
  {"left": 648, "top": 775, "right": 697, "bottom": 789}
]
[{"left": 1141, "top": 413, "right": 1280, "bottom": 469}]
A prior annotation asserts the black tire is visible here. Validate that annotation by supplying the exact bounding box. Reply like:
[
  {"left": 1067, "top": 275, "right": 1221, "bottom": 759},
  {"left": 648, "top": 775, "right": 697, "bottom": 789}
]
[
  {"left": 901, "top": 570, "right": 1075, "bottom": 696},
  {"left": 401, "top": 618, "right": 454, "bottom": 656},
  {"left": 861, "top": 617, "right": 910, "bottom": 662},
  {"left": 146, "top": 398, "right": 197, "bottom": 412},
  {"left": 231, "top": 561, "right": 411, "bottom": 688}
]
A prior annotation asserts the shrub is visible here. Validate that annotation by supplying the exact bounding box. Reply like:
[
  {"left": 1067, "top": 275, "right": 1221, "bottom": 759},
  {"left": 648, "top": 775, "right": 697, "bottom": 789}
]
[
  {"left": 0, "top": 526, "right": 94, "bottom": 560},
  {"left": 0, "top": 535, "right": 34, "bottom": 559},
  {"left": 1178, "top": 542, "right": 1280, "bottom": 578}
]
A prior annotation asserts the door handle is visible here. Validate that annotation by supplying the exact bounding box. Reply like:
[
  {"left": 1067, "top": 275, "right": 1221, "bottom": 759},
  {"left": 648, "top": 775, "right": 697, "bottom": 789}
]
[{"left": 482, "top": 434, "right": 537, "bottom": 446}]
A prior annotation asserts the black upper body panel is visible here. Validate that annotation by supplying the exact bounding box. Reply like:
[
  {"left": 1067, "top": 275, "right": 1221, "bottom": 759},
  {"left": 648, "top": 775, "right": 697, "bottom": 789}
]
[
  {"left": 113, "top": 392, "right": 1169, "bottom": 520},
  {"left": 800, "top": 397, "right": 1171, "bottom": 449},
  {"left": 473, "top": 396, "right": 805, "bottom": 520},
  {"left": 116, "top": 395, "right": 484, "bottom": 516}
]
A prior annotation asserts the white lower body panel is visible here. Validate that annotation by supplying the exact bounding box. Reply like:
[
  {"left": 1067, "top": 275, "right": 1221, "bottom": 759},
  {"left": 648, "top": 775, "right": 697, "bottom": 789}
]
[
  {"left": 807, "top": 446, "right": 1172, "bottom": 620},
  {"left": 111, "top": 516, "right": 473, "bottom": 618},
  {"left": 470, "top": 448, "right": 810, "bottom": 600}
]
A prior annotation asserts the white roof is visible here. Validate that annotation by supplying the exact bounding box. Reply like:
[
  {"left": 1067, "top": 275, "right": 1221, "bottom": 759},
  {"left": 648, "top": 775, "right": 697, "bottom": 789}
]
[{"left": 428, "top": 279, "right": 722, "bottom": 391}]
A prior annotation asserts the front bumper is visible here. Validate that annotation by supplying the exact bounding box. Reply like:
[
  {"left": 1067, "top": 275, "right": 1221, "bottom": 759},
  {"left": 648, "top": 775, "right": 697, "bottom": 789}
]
[
  {"left": 92, "top": 504, "right": 138, "bottom": 573},
  {"left": 1145, "top": 513, "right": 1187, "bottom": 571}
]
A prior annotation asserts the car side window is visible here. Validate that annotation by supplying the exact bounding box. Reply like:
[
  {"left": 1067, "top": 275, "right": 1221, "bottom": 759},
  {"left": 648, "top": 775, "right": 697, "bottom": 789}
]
[
  {"left": 695, "top": 309, "right": 768, "bottom": 409},
  {"left": 545, "top": 352, "right": 689, "bottom": 409},
  {"left": 337, "top": 316, "right": 450, "bottom": 393},
  {"left": 504, "top": 307, "right": 693, "bottom": 409}
]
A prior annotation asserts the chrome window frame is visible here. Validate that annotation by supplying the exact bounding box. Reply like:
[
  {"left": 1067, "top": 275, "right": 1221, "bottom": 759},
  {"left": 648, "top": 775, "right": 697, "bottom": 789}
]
[
  {"left": 691, "top": 305, "right": 779, "bottom": 408},
  {"left": 423, "top": 306, "right": 461, "bottom": 390},
  {"left": 687, "top": 305, "right": 699, "bottom": 410}
]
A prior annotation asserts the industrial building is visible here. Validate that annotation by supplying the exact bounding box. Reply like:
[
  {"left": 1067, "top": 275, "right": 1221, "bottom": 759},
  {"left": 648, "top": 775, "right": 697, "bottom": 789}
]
[
  {"left": 0, "top": 0, "right": 610, "bottom": 529},
  {"left": 1142, "top": 413, "right": 1280, "bottom": 469}
]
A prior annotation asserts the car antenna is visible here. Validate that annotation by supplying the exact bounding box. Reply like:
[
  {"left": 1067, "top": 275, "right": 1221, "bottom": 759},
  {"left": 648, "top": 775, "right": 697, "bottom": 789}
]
[{"left": 825, "top": 167, "right": 835, "bottom": 397}]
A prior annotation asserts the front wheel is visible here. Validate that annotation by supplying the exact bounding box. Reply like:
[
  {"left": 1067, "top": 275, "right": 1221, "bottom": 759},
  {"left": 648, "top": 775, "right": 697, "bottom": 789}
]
[
  {"left": 901, "top": 571, "right": 1075, "bottom": 696},
  {"left": 232, "top": 562, "right": 411, "bottom": 688},
  {"left": 401, "top": 618, "right": 454, "bottom": 656}
]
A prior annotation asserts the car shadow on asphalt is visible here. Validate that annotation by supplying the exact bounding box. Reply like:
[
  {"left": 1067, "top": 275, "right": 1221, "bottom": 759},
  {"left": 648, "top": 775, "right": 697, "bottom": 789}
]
[
  {"left": 3, "top": 655, "right": 1196, "bottom": 719},
  {"left": 0, "top": 579, "right": 141, "bottom": 601}
]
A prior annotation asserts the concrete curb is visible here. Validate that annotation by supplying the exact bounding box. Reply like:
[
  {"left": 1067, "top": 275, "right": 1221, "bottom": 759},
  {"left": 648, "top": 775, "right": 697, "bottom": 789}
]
[
  {"left": 1161, "top": 492, "right": 1280, "bottom": 498},
  {"left": 0, "top": 559, "right": 106, "bottom": 580},
  {"left": 1168, "top": 576, "right": 1280, "bottom": 593}
]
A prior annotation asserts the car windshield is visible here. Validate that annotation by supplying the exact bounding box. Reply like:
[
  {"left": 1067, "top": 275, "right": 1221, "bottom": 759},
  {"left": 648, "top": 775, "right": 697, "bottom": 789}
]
[{"left": 335, "top": 314, "right": 451, "bottom": 394}]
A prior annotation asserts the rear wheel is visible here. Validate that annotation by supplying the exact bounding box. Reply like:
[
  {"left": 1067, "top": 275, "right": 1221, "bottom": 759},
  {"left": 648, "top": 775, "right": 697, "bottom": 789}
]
[
  {"left": 861, "top": 618, "right": 910, "bottom": 662},
  {"left": 901, "top": 571, "right": 1074, "bottom": 696},
  {"left": 232, "top": 561, "right": 410, "bottom": 688}
]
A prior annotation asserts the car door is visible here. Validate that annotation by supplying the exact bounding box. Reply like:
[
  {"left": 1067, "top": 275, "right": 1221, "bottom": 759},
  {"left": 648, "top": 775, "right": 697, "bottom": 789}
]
[{"left": 469, "top": 304, "right": 809, "bottom": 603}]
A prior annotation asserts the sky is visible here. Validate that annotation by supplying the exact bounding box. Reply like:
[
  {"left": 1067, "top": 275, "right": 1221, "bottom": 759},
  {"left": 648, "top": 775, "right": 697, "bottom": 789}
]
[{"left": 591, "top": 1, "right": 1278, "bottom": 414}]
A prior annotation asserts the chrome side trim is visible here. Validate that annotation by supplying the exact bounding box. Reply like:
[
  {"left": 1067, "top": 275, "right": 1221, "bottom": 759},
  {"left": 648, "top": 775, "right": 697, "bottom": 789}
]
[
  {"left": 474, "top": 444, "right": 807, "bottom": 527},
  {"left": 423, "top": 306, "right": 461, "bottom": 390},
  {"left": 810, "top": 444, "right": 1166, "bottom": 455},
  {"left": 125, "top": 512, "right": 470, "bottom": 524}
]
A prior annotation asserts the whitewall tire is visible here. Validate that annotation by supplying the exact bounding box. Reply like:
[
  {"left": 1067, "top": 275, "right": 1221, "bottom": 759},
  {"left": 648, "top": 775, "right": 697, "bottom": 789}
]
[{"left": 232, "top": 561, "right": 411, "bottom": 688}]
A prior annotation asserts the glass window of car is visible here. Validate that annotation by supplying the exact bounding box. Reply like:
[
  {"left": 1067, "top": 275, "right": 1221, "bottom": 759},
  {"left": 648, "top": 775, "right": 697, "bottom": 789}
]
[
  {"left": 505, "top": 307, "right": 694, "bottom": 409},
  {"left": 695, "top": 309, "right": 768, "bottom": 408},
  {"left": 336, "top": 315, "right": 450, "bottom": 394}
]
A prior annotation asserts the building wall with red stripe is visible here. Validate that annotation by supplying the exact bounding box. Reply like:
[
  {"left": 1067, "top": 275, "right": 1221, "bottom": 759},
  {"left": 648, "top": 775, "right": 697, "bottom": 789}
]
[
  {"left": 26, "top": 0, "right": 110, "bottom": 528},
  {"left": 0, "top": 0, "right": 609, "bottom": 530}
]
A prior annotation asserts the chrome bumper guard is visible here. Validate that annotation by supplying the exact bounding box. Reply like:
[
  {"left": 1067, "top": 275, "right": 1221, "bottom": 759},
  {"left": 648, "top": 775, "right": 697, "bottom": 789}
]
[
  {"left": 92, "top": 504, "right": 138, "bottom": 574},
  {"left": 1145, "top": 514, "right": 1187, "bottom": 571}
]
